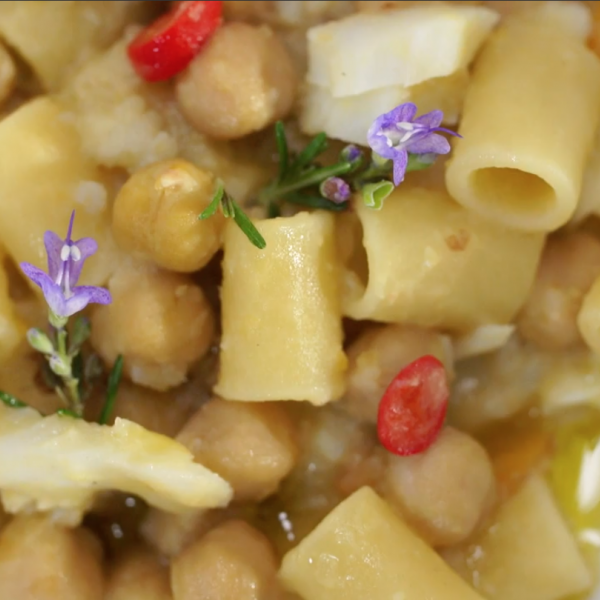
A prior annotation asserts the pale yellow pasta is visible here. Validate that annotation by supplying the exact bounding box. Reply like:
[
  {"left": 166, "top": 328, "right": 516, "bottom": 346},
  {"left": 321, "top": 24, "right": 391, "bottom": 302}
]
[
  {"left": 0, "top": 1, "right": 147, "bottom": 91},
  {"left": 572, "top": 128, "right": 600, "bottom": 223},
  {"left": 445, "top": 5, "right": 600, "bottom": 232},
  {"left": 215, "top": 211, "right": 346, "bottom": 405},
  {"left": 280, "top": 486, "right": 486, "bottom": 600},
  {"left": 0, "top": 97, "right": 119, "bottom": 287},
  {"left": 577, "top": 274, "right": 600, "bottom": 356},
  {"left": 0, "top": 42, "right": 15, "bottom": 108},
  {"left": 341, "top": 187, "right": 544, "bottom": 331}
]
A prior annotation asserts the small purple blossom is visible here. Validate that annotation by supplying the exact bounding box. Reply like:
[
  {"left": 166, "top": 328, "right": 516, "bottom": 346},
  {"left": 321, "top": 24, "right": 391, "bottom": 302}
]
[
  {"left": 367, "top": 103, "right": 461, "bottom": 186},
  {"left": 340, "top": 145, "right": 363, "bottom": 165},
  {"left": 20, "top": 211, "right": 112, "bottom": 319},
  {"left": 320, "top": 177, "right": 351, "bottom": 204}
]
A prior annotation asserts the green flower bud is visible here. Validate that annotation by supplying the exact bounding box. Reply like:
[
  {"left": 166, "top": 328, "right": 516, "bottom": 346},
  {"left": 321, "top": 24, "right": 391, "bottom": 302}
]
[{"left": 26, "top": 328, "right": 54, "bottom": 355}]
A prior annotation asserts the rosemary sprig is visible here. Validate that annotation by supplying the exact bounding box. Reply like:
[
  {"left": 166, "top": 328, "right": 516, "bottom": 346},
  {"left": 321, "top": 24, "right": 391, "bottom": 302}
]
[
  {"left": 98, "top": 354, "right": 124, "bottom": 426},
  {"left": 197, "top": 119, "right": 445, "bottom": 248},
  {"left": 200, "top": 180, "right": 266, "bottom": 250}
]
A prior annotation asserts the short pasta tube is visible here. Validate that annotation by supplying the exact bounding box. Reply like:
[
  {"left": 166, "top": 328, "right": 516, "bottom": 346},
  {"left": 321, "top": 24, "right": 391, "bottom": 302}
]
[
  {"left": 445, "top": 7, "right": 600, "bottom": 232},
  {"left": 0, "top": 97, "right": 118, "bottom": 287},
  {"left": 215, "top": 212, "right": 346, "bottom": 405},
  {"left": 341, "top": 187, "right": 544, "bottom": 331}
]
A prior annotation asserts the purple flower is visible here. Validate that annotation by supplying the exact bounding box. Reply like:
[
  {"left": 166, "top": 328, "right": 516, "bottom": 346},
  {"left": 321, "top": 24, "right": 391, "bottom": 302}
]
[
  {"left": 340, "top": 145, "right": 363, "bottom": 165},
  {"left": 320, "top": 177, "right": 351, "bottom": 204},
  {"left": 20, "top": 211, "right": 112, "bottom": 319},
  {"left": 367, "top": 103, "right": 461, "bottom": 186}
]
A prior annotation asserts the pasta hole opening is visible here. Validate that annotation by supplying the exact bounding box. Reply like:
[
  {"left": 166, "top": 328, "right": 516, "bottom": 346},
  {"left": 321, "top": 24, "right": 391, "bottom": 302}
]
[
  {"left": 342, "top": 214, "right": 369, "bottom": 290},
  {"left": 470, "top": 168, "right": 555, "bottom": 218}
]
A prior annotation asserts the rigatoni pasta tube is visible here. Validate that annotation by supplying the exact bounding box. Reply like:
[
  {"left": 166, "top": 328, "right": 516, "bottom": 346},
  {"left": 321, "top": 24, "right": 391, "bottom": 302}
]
[
  {"left": 341, "top": 186, "right": 544, "bottom": 331},
  {"left": 215, "top": 211, "right": 346, "bottom": 405},
  {"left": 445, "top": 9, "right": 600, "bottom": 232},
  {"left": 0, "top": 97, "right": 118, "bottom": 287}
]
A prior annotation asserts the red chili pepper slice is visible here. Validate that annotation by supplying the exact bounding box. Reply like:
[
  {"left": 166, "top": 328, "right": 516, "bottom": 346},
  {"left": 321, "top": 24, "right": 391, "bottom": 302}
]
[
  {"left": 377, "top": 355, "right": 449, "bottom": 457},
  {"left": 127, "top": 1, "right": 223, "bottom": 83}
]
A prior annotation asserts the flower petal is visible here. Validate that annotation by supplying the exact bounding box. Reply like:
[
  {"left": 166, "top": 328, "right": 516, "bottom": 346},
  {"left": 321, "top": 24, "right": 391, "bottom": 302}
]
[
  {"left": 392, "top": 149, "right": 409, "bottom": 186},
  {"left": 69, "top": 237, "right": 98, "bottom": 286},
  {"left": 43, "top": 231, "right": 64, "bottom": 281},
  {"left": 406, "top": 133, "right": 451, "bottom": 156},
  {"left": 20, "top": 263, "right": 68, "bottom": 316},
  {"left": 387, "top": 102, "right": 418, "bottom": 125},
  {"left": 64, "top": 285, "right": 112, "bottom": 317},
  {"left": 414, "top": 109, "right": 444, "bottom": 129}
]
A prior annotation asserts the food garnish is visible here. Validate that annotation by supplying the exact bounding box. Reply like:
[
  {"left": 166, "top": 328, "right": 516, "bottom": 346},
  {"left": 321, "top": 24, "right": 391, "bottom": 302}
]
[
  {"left": 127, "top": 0, "right": 223, "bottom": 82},
  {"left": 367, "top": 102, "right": 462, "bottom": 186},
  {"left": 3, "top": 212, "right": 123, "bottom": 421},
  {"left": 201, "top": 103, "right": 459, "bottom": 248},
  {"left": 377, "top": 355, "right": 449, "bottom": 456}
]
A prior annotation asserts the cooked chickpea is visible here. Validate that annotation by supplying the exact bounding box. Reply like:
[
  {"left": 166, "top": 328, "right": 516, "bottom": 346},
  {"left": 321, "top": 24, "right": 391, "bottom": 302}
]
[
  {"left": 91, "top": 262, "right": 215, "bottom": 391},
  {"left": 382, "top": 426, "right": 496, "bottom": 547},
  {"left": 171, "top": 520, "right": 281, "bottom": 600},
  {"left": 518, "top": 232, "right": 600, "bottom": 350},
  {"left": 177, "top": 398, "right": 298, "bottom": 502},
  {"left": 105, "top": 547, "right": 171, "bottom": 600},
  {"left": 0, "top": 43, "right": 16, "bottom": 107},
  {"left": 342, "top": 325, "right": 453, "bottom": 424},
  {"left": 84, "top": 380, "right": 192, "bottom": 438},
  {"left": 140, "top": 508, "right": 225, "bottom": 558},
  {"left": 112, "top": 159, "right": 224, "bottom": 273},
  {"left": 176, "top": 23, "right": 298, "bottom": 140},
  {"left": 0, "top": 515, "right": 104, "bottom": 600}
]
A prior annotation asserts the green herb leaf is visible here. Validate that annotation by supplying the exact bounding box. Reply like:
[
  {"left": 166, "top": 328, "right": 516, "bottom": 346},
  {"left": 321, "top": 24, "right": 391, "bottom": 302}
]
[
  {"left": 284, "top": 193, "right": 348, "bottom": 212},
  {"left": 199, "top": 180, "right": 225, "bottom": 220},
  {"left": 57, "top": 408, "right": 82, "bottom": 419},
  {"left": 231, "top": 199, "right": 266, "bottom": 249},
  {"left": 289, "top": 132, "right": 328, "bottom": 177},
  {"left": 0, "top": 391, "right": 27, "bottom": 408},
  {"left": 221, "top": 193, "right": 235, "bottom": 219},
  {"left": 70, "top": 316, "right": 91, "bottom": 353},
  {"left": 98, "top": 354, "right": 124, "bottom": 425},
  {"left": 362, "top": 180, "right": 395, "bottom": 210},
  {"left": 275, "top": 121, "right": 289, "bottom": 183}
]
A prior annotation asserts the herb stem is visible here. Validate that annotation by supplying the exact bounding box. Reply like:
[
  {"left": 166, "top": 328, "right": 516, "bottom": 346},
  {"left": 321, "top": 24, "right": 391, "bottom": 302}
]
[
  {"left": 259, "top": 162, "right": 354, "bottom": 206},
  {"left": 56, "top": 326, "right": 83, "bottom": 416},
  {"left": 98, "top": 354, "right": 124, "bottom": 425}
]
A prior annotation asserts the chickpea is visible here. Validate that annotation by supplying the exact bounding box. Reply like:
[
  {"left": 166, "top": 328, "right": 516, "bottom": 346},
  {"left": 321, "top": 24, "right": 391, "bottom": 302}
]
[
  {"left": 342, "top": 325, "right": 453, "bottom": 424},
  {"left": 0, "top": 43, "right": 15, "bottom": 107},
  {"left": 176, "top": 23, "right": 298, "bottom": 140},
  {"left": 112, "top": 159, "right": 224, "bottom": 273},
  {"left": 171, "top": 520, "right": 281, "bottom": 600},
  {"left": 382, "top": 427, "right": 496, "bottom": 547},
  {"left": 518, "top": 232, "right": 600, "bottom": 350},
  {"left": 0, "top": 515, "right": 104, "bottom": 600},
  {"left": 177, "top": 399, "right": 298, "bottom": 502},
  {"left": 84, "top": 380, "right": 192, "bottom": 438},
  {"left": 141, "top": 507, "right": 226, "bottom": 557},
  {"left": 105, "top": 547, "right": 171, "bottom": 600},
  {"left": 91, "top": 262, "right": 215, "bottom": 391}
]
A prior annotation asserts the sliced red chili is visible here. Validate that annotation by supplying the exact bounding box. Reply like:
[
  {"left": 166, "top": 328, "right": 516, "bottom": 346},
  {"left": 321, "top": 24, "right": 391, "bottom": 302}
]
[
  {"left": 377, "top": 355, "right": 449, "bottom": 456},
  {"left": 127, "top": 1, "right": 223, "bottom": 83}
]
